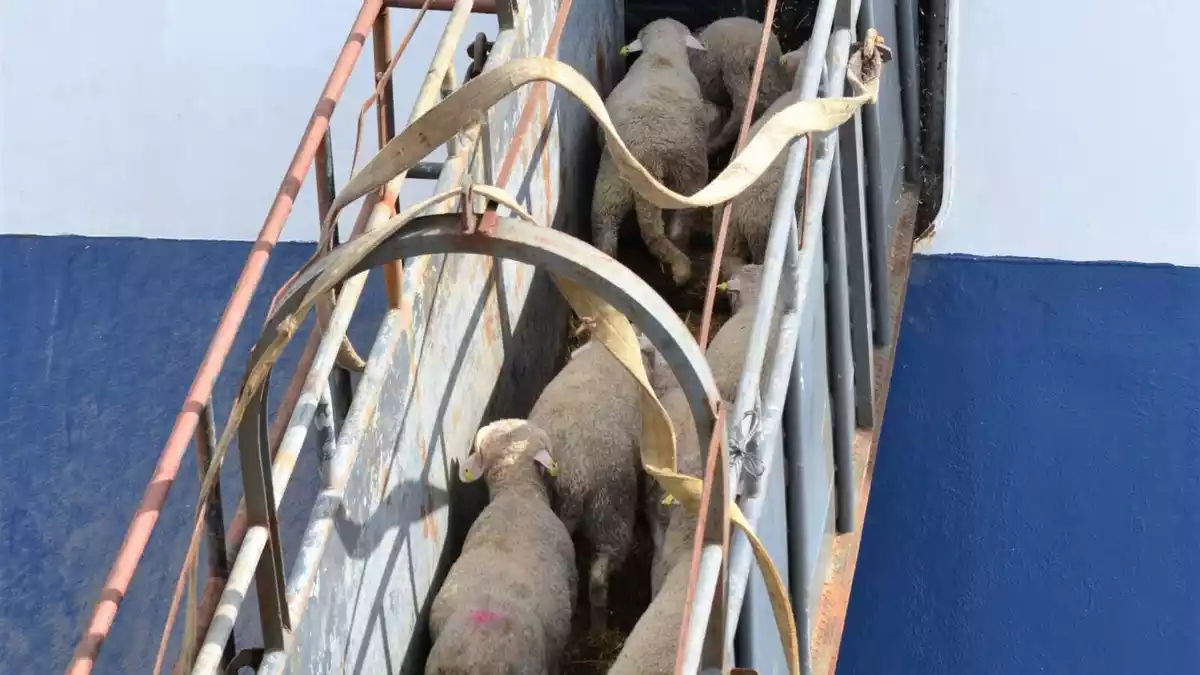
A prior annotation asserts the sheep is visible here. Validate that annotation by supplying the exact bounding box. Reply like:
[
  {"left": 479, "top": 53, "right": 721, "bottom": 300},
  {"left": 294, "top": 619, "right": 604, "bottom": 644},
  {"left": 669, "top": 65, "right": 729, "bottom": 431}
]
[
  {"left": 689, "top": 17, "right": 800, "bottom": 155},
  {"left": 706, "top": 263, "right": 776, "bottom": 403},
  {"left": 645, "top": 384, "right": 704, "bottom": 596},
  {"left": 592, "top": 18, "right": 710, "bottom": 286},
  {"left": 425, "top": 419, "right": 576, "bottom": 675},
  {"left": 605, "top": 505, "right": 701, "bottom": 675},
  {"left": 530, "top": 332, "right": 650, "bottom": 633},
  {"left": 709, "top": 53, "right": 813, "bottom": 281}
]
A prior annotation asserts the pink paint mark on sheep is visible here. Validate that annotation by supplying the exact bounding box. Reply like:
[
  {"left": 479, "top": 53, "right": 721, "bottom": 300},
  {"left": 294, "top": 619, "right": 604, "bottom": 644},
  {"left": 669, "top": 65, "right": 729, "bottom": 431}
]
[{"left": 470, "top": 609, "right": 500, "bottom": 625}]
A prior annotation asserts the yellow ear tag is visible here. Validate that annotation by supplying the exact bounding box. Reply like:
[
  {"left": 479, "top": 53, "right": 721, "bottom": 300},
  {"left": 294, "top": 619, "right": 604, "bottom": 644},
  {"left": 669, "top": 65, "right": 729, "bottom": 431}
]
[
  {"left": 716, "top": 282, "right": 728, "bottom": 292},
  {"left": 662, "top": 493, "right": 676, "bottom": 506},
  {"left": 619, "top": 46, "right": 629, "bottom": 57},
  {"left": 546, "top": 460, "right": 560, "bottom": 478}
]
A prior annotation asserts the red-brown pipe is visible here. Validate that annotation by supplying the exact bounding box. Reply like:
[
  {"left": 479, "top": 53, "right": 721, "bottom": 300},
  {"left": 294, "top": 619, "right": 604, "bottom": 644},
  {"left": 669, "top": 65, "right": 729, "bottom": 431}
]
[{"left": 63, "top": 3, "right": 385, "bottom": 673}]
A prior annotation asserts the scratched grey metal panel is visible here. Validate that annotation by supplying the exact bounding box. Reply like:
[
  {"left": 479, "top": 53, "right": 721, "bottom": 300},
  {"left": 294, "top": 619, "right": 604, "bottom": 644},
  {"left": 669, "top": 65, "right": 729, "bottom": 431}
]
[
  {"left": 285, "top": 2, "right": 624, "bottom": 674},
  {"left": 734, "top": 429, "right": 792, "bottom": 675},
  {"left": 785, "top": 221, "right": 836, "bottom": 623}
]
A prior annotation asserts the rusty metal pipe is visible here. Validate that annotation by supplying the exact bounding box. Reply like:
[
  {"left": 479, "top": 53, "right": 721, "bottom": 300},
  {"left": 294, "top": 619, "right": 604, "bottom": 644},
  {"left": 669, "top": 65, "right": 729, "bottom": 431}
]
[
  {"left": 385, "top": 0, "right": 496, "bottom": 11},
  {"left": 63, "top": 4, "right": 384, "bottom": 674},
  {"left": 372, "top": 10, "right": 405, "bottom": 306}
]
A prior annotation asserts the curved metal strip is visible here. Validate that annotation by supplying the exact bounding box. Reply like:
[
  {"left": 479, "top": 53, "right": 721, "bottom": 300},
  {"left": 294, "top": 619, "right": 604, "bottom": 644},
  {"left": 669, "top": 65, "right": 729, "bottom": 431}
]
[{"left": 256, "top": 212, "right": 720, "bottom": 446}]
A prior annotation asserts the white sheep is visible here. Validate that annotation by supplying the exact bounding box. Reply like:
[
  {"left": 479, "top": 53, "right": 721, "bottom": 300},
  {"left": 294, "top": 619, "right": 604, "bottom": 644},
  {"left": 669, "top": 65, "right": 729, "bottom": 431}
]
[
  {"left": 710, "top": 58, "right": 812, "bottom": 281},
  {"left": 645, "top": 384, "right": 704, "bottom": 596},
  {"left": 689, "top": 17, "right": 811, "bottom": 154},
  {"left": 530, "top": 332, "right": 654, "bottom": 633},
  {"left": 591, "top": 18, "right": 710, "bottom": 286},
  {"left": 706, "top": 263, "right": 775, "bottom": 403},
  {"left": 425, "top": 419, "right": 576, "bottom": 675},
  {"left": 605, "top": 505, "right": 701, "bottom": 675}
]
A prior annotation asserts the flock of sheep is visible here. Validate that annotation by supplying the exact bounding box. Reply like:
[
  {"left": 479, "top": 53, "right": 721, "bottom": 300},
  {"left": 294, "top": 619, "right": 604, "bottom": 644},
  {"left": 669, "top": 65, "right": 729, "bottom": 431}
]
[{"left": 424, "top": 15, "right": 812, "bottom": 675}]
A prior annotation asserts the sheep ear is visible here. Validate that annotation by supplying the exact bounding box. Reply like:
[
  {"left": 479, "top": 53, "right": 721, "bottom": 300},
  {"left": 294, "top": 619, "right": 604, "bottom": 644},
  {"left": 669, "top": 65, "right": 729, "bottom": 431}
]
[
  {"left": 460, "top": 452, "right": 486, "bottom": 483},
  {"left": 533, "top": 449, "right": 560, "bottom": 477},
  {"left": 620, "top": 39, "right": 642, "bottom": 56},
  {"left": 686, "top": 35, "right": 706, "bottom": 51}
]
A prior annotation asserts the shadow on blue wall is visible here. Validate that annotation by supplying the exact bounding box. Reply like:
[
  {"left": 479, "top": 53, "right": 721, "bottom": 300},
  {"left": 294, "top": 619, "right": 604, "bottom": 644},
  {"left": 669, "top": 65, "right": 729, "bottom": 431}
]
[
  {"left": 839, "top": 255, "right": 1200, "bottom": 674},
  {"left": 0, "top": 234, "right": 387, "bottom": 674}
]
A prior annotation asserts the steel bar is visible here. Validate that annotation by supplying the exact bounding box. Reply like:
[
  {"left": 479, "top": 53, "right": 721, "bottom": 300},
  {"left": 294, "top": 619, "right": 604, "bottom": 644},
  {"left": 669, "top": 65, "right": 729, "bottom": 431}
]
[
  {"left": 239, "top": 382, "right": 290, "bottom": 651},
  {"left": 385, "top": 0, "right": 497, "bottom": 11},
  {"left": 63, "top": 4, "right": 384, "bottom": 673},
  {"left": 896, "top": 0, "right": 922, "bottom": 181},
  {"left": 191, "top": 400, "right": 235, "bottom": 671},
  {"left": 820, "top": 31, "right": 858, "bottom": 534},
  {"left": 315, "top": 132, "right": 356, "bottom": 433},
  {"left": 372, "top": 9, "right": 405, "bottom": 306},
  {"left": 859, "top": 1, "right": 893, "bottom": 347}
]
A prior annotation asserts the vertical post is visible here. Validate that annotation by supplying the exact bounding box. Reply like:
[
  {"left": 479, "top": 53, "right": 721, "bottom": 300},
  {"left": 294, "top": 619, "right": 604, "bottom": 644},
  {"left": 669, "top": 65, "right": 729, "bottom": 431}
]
[
  {"left": 314, "top": 131, "right": 354, "bottom": 432},
  {"left": 896, "top": 0, "right": 922, "bottom": 182},
  {"left": 823, "top": 30, "right": 858, "bottom": 533},
  {"left": 858, "top": 0, "right": 893, "bottom": 347},
  {"left": 239, "top": 381, "right": 290, "bottom": 654},
  {"left": 192, "top": 399, "right": 236, "bottom": 671},
  {"left": 372, "top": 9, "right": 404, "bottom": 307}
]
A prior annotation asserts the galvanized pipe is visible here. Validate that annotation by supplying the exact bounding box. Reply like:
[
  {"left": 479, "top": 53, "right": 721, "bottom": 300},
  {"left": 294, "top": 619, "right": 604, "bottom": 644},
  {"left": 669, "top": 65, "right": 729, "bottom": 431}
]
[
  {"left": 820, "top": 31, "right": 859, "bottom": 534},
  {"left": 190, "top": 527, "right": 270, "bottom": 675},
  {"left": 63, "top": 4, "right": 384, "bottom": 673}
]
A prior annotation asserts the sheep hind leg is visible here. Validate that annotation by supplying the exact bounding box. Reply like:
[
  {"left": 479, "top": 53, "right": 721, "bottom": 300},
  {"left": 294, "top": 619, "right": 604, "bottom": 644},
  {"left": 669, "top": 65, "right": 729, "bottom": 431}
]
[
  {"left": 588, "top": 552, "right": 611, "bottom": 633},
  {"left": 591, "top": 151, "right": 631, "bottom": 259},
  {"left": 665, "top": 151, "right": 710, "bottom": 252},
  {"left": 634, "top": 195, "right": 692, "bottom": 286}
]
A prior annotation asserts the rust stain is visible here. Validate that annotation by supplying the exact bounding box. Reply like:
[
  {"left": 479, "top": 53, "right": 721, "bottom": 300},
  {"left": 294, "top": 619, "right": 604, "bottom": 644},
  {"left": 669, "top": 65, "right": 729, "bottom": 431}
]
[{"left": 418, "top": 438, "right": 428, "bottom": 464}]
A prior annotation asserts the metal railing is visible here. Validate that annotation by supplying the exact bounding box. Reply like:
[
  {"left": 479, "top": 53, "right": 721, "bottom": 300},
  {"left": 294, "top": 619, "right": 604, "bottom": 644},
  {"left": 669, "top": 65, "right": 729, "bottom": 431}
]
[{"left": 65, "top": 0, "right": 900, "bottom": 672}]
